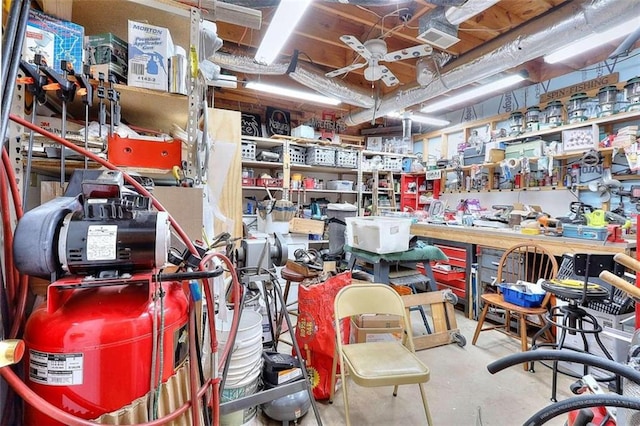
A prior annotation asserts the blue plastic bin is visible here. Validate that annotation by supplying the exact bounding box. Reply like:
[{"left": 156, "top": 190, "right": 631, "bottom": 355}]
[{"left": 499, "top": 284, "right": 545, "bottom": 308}]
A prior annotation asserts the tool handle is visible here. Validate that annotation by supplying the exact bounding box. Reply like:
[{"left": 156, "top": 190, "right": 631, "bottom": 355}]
[
  {"left": 40, "top": 65, "right": 75, "bottom": 94},
  {"left": 599, "top": 270, "right": 640, "bottom": 301},
  {"left": 76, "top": 73, "right": 93, "bottom": 106},
  {"left": 614, "top": 252, "right": 640, "bottom": 272}
]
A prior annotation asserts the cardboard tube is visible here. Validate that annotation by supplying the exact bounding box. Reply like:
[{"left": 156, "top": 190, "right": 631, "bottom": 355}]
[{"left": 599, "top": 270, "right": 640, "bottom": 301}]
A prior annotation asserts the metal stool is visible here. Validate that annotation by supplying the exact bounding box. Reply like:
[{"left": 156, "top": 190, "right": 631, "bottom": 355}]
[
  {"left": 530, "top": 253, "right": 624, "bottom": 401},
  {"left": 274, "top": 267, "right": 306, "bottom": 347}
]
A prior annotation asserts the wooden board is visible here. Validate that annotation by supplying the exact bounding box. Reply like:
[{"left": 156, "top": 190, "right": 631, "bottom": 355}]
[{"left": 208, "top": 108, "right": 242, "bottom": 240}]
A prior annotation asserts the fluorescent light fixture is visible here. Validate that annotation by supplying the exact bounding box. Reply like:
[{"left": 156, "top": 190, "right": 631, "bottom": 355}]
[
  {"left": 246, "top": 82, "right": 341, "bottom": 106},
  {"left": 209, "top": 74, "right": 238, "bottom": 89},
  {"left": 387, "top": 111, "right": 450, "bottom": 127},
  {"left": 421, "top": 73, "right": 526, "bottom": 113},
  {"left": 254, "top": 0, "right": 312, "bottom": 65},
  {"left": 544, "top": 18, "right": 639, "bottom": 64}
]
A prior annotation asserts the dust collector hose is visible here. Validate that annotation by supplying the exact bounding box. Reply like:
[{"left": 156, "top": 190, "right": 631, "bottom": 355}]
[
  {"left": 488, "top": 350, "right": 640, "bottom": 426},
  {"left": 522, "top": 394, "right": 640, "bottom": 426},
  {"left": 6, "top": 114, "right": 235, "bottom": 425},
  {"left": 487, "top": 349, "right": 640, "bottom": 384}
]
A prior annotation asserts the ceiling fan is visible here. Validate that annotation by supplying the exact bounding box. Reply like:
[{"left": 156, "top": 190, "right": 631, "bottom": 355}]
[{"left": 325, "top": 35, "right": 433, "bottom": 87}]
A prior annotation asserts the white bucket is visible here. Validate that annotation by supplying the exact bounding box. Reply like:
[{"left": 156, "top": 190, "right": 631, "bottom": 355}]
[
  {"left": 221, "top": 358, "right": 262, "bottom": 426},
  {"left": 218, "top": 309, "right": 263, "bottom": 426},
  {"left": 216, "top": 310, "right": 262, "bottom": 353}
]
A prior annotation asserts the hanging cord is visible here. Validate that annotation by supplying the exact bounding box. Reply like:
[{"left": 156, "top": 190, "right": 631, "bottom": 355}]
[
  {"left": 153, "top": 283, "right": 166, "bottom": 420},
  {"left": 148, "top": 281, "right": 160, "bottom": 421}
]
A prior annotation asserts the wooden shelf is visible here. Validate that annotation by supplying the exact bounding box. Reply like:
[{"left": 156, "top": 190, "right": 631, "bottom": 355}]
[
  {"left": 495, "top": 110, "right": 640, "bottom": 144},
  {"left": 242, "top": 160, "right": 283, "bottom": 168}
]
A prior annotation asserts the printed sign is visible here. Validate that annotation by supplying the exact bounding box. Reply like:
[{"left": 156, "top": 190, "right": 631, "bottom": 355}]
[
  {"left": 241, "top": 112, "right": 262, "bottom": 137},
  {"left": 266, "top": 106, "right": 291, "bottom": 137},
  {"left": 539, "top": 73, "right": 619, "bottom": 103}
]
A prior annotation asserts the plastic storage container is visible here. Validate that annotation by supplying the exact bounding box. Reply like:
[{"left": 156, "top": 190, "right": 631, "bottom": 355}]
[
  {"left": 272, "top": 145, "right": 306, "bottom": 164},
  {"left": 335, "top": 149, "right": 358, "bottom": 168},
  {"left": 326, "top": 180, "right": 353, "bottom": 191},
  {"left": 327, "top": 203, "right": 358, "bottom": 254},
  {"left": 346, "top": 216, "right": 412, "bottom": 254},
  {"left": 306, "top": 146, "right": 336, "bottom": 166},
  {"left": 499, "top": 284, "right": 545, "bottom": 307},
  {"left": 241, "top": 141, "right": 256, "bottom": 160}
]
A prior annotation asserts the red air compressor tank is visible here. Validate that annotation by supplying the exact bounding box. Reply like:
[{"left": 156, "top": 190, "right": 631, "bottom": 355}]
[{"left": 23, "top": 275, "right": 188, "bottom": 425}]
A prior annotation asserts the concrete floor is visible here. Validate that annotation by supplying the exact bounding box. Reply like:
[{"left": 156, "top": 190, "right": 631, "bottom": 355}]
[{"left": 250, "top": 309, "right": 579, "bottom": 426}]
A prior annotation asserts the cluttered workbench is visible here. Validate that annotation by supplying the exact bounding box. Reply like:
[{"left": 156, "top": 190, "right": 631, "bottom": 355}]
[
  {"left": 410, "top": 222, "right": 636, "bottom": 320},
  {"left": 410, "top": 222, "right": 636, "bottom": 258}
]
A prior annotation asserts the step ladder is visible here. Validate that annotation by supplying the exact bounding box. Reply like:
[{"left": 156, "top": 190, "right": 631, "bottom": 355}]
[{"left": 372, "top": 170, "right": 397, "bottom": 215}]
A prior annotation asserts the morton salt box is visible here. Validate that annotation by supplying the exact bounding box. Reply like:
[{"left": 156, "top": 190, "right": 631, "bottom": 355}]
[{"left": 127, "top": 20, "right": 174, "bottom": 91}]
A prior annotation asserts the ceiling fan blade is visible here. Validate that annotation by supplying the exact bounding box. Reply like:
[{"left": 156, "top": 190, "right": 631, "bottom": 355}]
[
  {"left": 340, "top": 35, "right": 372, "bottom": 60},
  {"left": 325, "top": 62, "right": 367, "bottom": 78},
  {"left": 384, "top": 44, "right": 433, "bottom": 62},
  {"left": 379, "top": 67, "right": 400, "bottom": 87}
]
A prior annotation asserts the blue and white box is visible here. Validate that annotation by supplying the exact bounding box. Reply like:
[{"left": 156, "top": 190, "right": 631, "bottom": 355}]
[
  {"left": 23, "top": 9, "right": 84, "bottom": 72},
  {"left": 127, "top": 20, "right": 174, "bottom": 92}
]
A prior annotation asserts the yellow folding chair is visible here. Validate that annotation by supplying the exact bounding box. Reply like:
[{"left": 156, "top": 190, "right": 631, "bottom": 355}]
[{"left": 329, "top": 283, "right": 433, "bottom": 426}]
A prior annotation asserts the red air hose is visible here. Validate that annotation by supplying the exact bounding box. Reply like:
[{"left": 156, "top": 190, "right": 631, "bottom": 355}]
[{"left": 5, "top": 113, "right": 244, "bottom": 426}]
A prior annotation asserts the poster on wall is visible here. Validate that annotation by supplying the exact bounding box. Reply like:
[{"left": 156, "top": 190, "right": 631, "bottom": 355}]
[
  {"left": 266, "top": 106, "right": 291, "bottom": 137},
  {"left": 241, "top": 112, "right": 262, "bottom": 137}
]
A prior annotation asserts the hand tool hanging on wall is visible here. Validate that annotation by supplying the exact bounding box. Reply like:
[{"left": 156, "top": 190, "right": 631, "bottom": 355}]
[
  {"left": 75, "top": 64, "right": 94, "bottom": 168},
  {"left": 18, "top": 55, "right": 47, "bottom": 207},
  {"left": 97, "top": 72, "right": 106, "bottom": 147},
  {"left": 40, "top": 61, "right": 76, "bottom": 186}
]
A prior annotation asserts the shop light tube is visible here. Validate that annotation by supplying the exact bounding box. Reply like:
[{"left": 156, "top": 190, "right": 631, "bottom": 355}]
[
  {"left": 544, "top": 18, "right": 639, "bottom": 64},
  {"left": 246, "top": 82, "right": 341, "bottom": 106},
  {"left": 254, "top": 0, "right": 312, "bottom": 65},
  {"left": 421, "top": 73, "right": 526, "bottom": 113}
]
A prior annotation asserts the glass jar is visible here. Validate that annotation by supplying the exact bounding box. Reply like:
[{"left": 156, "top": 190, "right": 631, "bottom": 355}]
[
  {"left": 567, "top": 93, "right": 589, "bottom": 123},
  {"left": 597, "top": 85, "right": 618, "bottom": 117},
  {"left": 545, "top": 100, "right": 563, "bottom": 126}
]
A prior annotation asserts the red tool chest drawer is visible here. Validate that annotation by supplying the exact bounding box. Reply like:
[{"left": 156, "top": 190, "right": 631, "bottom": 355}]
[
  {"left": 432, "top": 267, "right": 465, "bottom": 282},
  {"left": 434, "top": 244, "right": 466, "bottom": 268}
]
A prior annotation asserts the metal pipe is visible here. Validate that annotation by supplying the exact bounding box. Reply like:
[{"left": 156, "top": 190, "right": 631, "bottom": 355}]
[
  {"left": 344, "top": 0, "right": 640, "bottom": 126},
  {"left": 1, "top": 0, "right": 24, "bottom": 86},
  {"left": 0, "top": 0, "right": 30, "bottom": 150}
]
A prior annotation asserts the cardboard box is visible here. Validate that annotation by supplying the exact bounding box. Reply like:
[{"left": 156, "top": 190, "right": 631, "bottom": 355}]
[
  {"left": 23, "top": 9, "right": 84, "bottom": 72},
  {"left": 127, "top": 20, "right": 174, "bottom": 91},
  {"left": 349, "top": 316, "right": 402, "bottom": 344},
  {"left": 355, "top": 314, "right": 402, "bottom": 329},
  {"left": 289, "top": 218, "right": 325, "bottom": 235},
  {"left": 487, "top": 149, "right": 505, "bottom": 163},
  {"left": 86, "top": 33, "right": 128, "bottom": 83}
]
